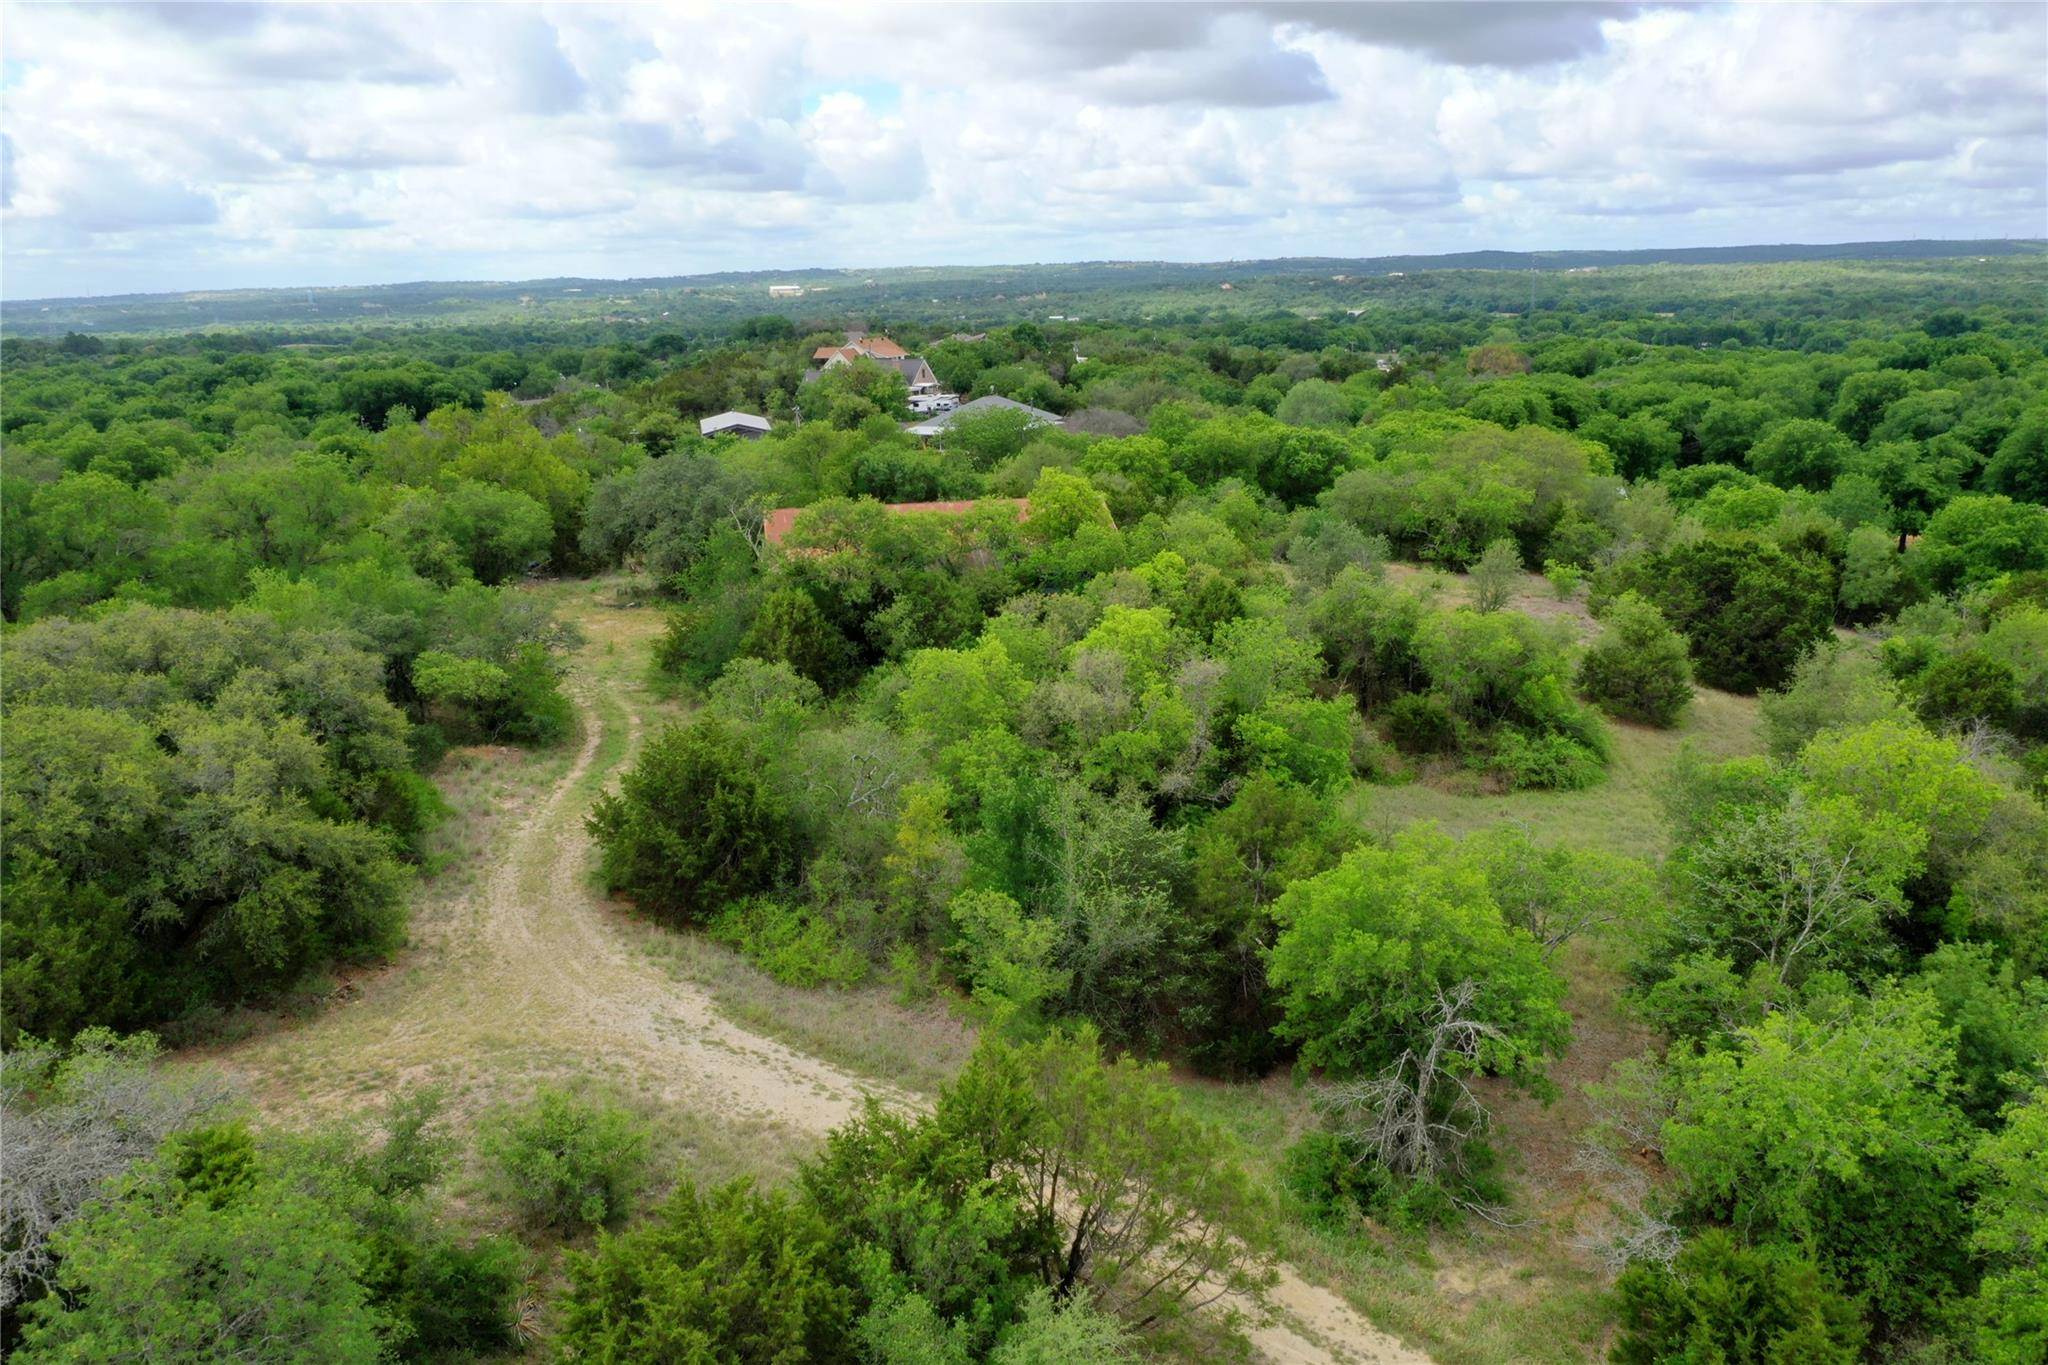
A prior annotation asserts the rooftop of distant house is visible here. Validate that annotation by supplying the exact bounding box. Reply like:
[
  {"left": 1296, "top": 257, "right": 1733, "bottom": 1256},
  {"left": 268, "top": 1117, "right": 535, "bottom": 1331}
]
[
  {"left": 904, "top": 394, "right": 1062, "bottom": 438},
  {"left": 699, "top": 410, "right": 771, "bottom": 437},
  {"left": 761, "top": 497, "right": 1031, "bottom": 550},
  {"left": 811, "top": 332, "right": 909, "bottom": 366},
  {"left": 804, "top": 332, "right": 941, "bottom": 394}
]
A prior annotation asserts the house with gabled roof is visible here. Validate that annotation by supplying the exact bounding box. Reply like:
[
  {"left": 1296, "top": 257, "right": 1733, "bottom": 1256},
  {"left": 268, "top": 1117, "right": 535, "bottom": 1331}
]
[{"left": 804, "top": 330, "right": 954, "bottom": 409}]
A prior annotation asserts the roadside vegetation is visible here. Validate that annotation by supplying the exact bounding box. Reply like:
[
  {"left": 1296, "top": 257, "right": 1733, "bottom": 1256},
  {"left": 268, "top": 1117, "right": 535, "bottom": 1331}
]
[{"left": 4, "top": 251, "right": 2045, "bottom": 1362}]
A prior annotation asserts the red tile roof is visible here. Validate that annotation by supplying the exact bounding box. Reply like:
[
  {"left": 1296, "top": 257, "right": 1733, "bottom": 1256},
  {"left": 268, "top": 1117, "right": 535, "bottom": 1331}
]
[{"left": 762, "top": 498, "right": 1029, "bottom": 549}]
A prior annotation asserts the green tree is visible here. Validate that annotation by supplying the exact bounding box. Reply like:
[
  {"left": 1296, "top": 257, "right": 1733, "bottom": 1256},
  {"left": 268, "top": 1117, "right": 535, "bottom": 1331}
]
[
  {"left": 942, "top": 407, "right": 1044, "bottom": 470},
  {"left": 1983, "top": 406, "right": 2048, "bottom": 504},
  {"left": 1266, "top": 826, "right": 1570, "bottom": 1090},
  {"left": 1828, "top": 369, "right": 1915, "bottom": 442},
  {"left": 935, "top": 1027, "right": 1273, "bottom": 1327},
  {"left": 558, "top": 1177, "right": 852, "bottom": 1362},
  {"left": 1577, "top": 591, "right": 1693, "bottom": 727},
  {"left": 1967, "top": 1088, "right": 2048, "bottom": 1364},
  {"left": 3, "top": 606, "right": 417, "bottom": 1040},
  {"left": 1835, "top": 523, "right": 1910, "bottom": 622},
  {"left": 19, "top": 1146, "right": 387, "bottom": 1362},
  {"left": 1184, "top": 775, "right": 1353, "bottom": 1074},
  {"left": 1661, "top": 988, "right": 1975, "bottom": 1329},
  {"left": 1275, "top": 378, "right": 1354, "bottom": 429},
  {"left": 588, "top": 717, "right": 797, "bottom": 922},
  {"left": 1915, "top": 943, "right": 2048, "bottom": 1126},
  {"left": 432, "top": 480, "right": 554, "bottom": 584},
  {"left": 741, "top": 586, "right": 858, "bottom": 692},
  {"left": 1610, "top": 1230, "right": 1866, "bottom": 1365},
  {"left": 1914, "top": 648, "right": 2020, "bottom": 732},
  {"left": 1748, "top": 418, "right": 1855, "bottom": 492},
  {"left": 1910, "top": 494, "right": 2048, "bottom": 595},
  {"left": 1596, "top": 535, "right": 1833, "bottom": 693},
  {"left": 1023, "top": 467, "right": 1117, "bottom": 542}
]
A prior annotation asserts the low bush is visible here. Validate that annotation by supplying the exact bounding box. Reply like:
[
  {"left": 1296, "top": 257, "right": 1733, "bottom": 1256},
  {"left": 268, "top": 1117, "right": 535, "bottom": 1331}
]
[
  {"left": 708, "top": 900, "right": 868, "bottom": 988},
  {"left": 1279, "top": 1129, "right": 1497, "bottom": 1233},
  {"left": 1611, "top": 1230, "right": 1867, "bottom": 1365},
  {"left": 1494, "top": 730, "right": 1606, "bottom": 790},
  {"left": 1577, "top": 591, "right": 1693, "bottom": 727},
  {"left": 478, "top": 1087, "right": 650, "bottom": 1233},
  {"left": 1381, "top": 692, "right": 1457, "bottom": 754}
]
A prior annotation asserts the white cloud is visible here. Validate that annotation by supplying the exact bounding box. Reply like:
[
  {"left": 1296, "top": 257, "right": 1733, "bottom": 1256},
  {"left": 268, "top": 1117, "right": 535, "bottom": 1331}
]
[{"left": 0, "top": 0, "right": 2041, "bottom": 297}]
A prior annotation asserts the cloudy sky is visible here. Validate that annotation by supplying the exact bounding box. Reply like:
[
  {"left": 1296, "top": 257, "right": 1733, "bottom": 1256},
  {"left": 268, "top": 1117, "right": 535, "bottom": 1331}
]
[{"left": 2, "top": 1, "right": 2043, "bottom": 299}]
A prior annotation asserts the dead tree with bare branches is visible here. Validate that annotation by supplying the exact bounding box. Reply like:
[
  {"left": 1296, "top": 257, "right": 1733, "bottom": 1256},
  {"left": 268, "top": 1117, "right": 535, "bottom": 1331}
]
[{"left": 1313, "top": 980, "right": 1516, "bottom": 1222}]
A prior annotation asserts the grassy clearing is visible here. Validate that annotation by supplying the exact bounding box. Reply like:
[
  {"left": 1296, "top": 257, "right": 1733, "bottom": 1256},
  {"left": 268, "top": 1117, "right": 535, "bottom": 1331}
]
[{"left": 1351, "top": 685, "right": 1762, "bottom": 861}]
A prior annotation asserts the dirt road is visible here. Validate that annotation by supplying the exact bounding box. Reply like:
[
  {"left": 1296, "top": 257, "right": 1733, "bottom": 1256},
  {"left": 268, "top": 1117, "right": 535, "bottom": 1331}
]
[
  {"left": 197, "top": 591, "right": 898, "bottom": 1135},
  {"left": 195, "top": 582, "right": 1429, "bottom": 1365}
]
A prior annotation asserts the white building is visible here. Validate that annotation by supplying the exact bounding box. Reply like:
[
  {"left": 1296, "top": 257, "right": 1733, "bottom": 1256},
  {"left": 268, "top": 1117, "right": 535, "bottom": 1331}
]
[{"left": 700, "top": 411, "right": 772, "bottom": 439}]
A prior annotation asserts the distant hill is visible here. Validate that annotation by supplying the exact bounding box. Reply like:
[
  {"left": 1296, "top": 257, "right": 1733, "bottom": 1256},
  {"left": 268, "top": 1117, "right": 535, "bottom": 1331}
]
[{"left": 4, "top": 238, "right": 2041, "bottom": 338}]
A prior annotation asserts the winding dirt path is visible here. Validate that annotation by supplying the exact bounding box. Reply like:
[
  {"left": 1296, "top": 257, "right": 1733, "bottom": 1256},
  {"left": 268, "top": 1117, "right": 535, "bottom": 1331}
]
[
  {"left": 192, "top": 585, "right": 1428, "bottom": 1365},
  {"left": 195, "top": 597, "right": 902, "bottom": 1134}
]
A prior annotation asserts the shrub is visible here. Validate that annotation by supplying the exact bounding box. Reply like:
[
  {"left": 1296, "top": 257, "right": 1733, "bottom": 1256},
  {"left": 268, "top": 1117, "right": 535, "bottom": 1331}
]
[
  {"left": 1577, "top": 591, "right": 1693, "bottom": 727},
  {"left": 384, "top": 1236, "right": 525, "bottom": 1357},
  {"left": 1380, "top": 692, "right": 1457, "bottom": 755},
  {"left": 588, "top": 718, "right": 796, "bottom": 923},
  {"left": 478, "top": 1087, "right": 650, "bottom": 1233},
  {"left": 708, "top": 900, "right": 868, "bottom": 988},
  {"left": 1281, "top": 1128, "right": 1396, "bottom": 1228},
  {"left": 1493, "top": 730, "right": 1605, "bottom": 791},
  {"left": 948, "top": 888, "right": 1069, "bottom": 1033},
  {"left": 1543, "top": 559, "right": 1584, "bottom": 600},
  {"left": 1611, "top": 1230, "right": 1867, "bottom": 1365},
  {"left": 1469, "top": 537, "right": 1522, "bottom": 613},
  {"left": 987, "top": 1287, "right": 1137, "bottom": 1365},
  {"left": 1279, "top": 1128, "right": 1496, "bottom": 1233},
  {"left": 558, "top": 1178, "right": 852, "bottom": 1361},
  {"left": 1758, "top": 643, "right": 1910, "bottom": 760},
  {"left": 1595, "top": 535, "right": 1833, "bottom": 693}
]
